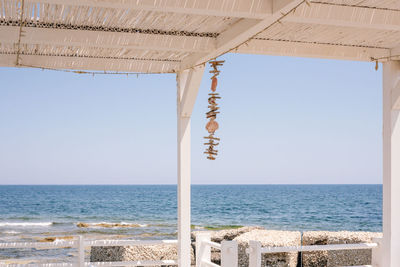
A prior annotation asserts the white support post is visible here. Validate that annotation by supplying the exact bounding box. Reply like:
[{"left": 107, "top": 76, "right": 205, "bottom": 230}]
[
  {"left": 195, "top": 233, "right": 211, "bottom": 267},
  {"left": 382, "top": 60, "right": 400, "bottom": 267},
  {"left": 248, "top": 241, "right": 262, "bottom": 267},
  {"left": 78, "top": 235, "right": 85, "bottom": 267},
  {"left": 221, "top": 241, "right": 238, "bottom": 267},
  {"left": 177, "top": 66, "right": 204, "bottom": 267},
  {"left": 372, "top": 237, "right": 383, "bottom": 267}
]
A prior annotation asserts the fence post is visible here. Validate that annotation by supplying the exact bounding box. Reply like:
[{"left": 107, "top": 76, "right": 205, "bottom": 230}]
[
  {"left": 221, "top": 240, "right": 238, "bottom": 267},
  {"left": 78, "top": 235, "right": 85, "bottom": 267},
  {"left": 196, "top": 233, "right": 211, "bottom": 267},
  {"left": 372, "top": 237, "right": 383, "bottom": 267},
  {"left": 248, "top": 241, "right": 261, "bottom": 267}
]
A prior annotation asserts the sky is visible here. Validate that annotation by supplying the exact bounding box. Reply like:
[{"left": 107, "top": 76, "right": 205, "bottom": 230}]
[{"left": 0, "top": 54, "right": 383, "bottom": 184}]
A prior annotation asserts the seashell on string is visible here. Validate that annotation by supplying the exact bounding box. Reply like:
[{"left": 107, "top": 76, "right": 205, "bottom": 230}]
[
  {"left": 211, "top": 77, "right": 218, "bottom": 92},
  {"left": 206, "top": 120, "right": 219, "bottom": 134}
]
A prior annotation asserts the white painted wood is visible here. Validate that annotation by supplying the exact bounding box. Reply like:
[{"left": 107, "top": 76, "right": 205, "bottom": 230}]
[
  {"left": 382, "top": 60, "right": 400, "bottom": 267},
  {"left": 0, "top": 240, "right": 78, "bottom": 249},
  {"left": 0, "top": 26, "right": 215, "bottom": 53},
  {"left": 391, "top": 69, "right": 400, "bottom": 110},
  {"left": 371, "top": 237, "right": 383, "bottom": 267},
  {"left": 221, "top": 241, "right": 238, "bottom": 267},
  {"left": 200, "top": 260, "right": 219, "bottom": 267},
  {"left": 195, "top": 233, "right": 212, "bottom": 267},
  {"left": 236, "top": 39, "right": 389, "bottom": 62},
  {"left": 86, "top": 239, "right": 177, "bottom": 246},
  {"left": 248, "top": 241, "right": 262, "bottom": 267},
  {"left": 177, "top": 67, "right": 203, "bottom": 267},
  {"left": 284, "top": 3, "right": 400, "bottom": 32},
  {"left": 180, "top": 0, "right": 310, "bottom": 70},
  {"left": 260, "top": 243, "right": 377, "bottom": 253},
  {"left": 391, "top": 46, "right": 400, "bottom": 59},
  {"left": 86, "top": 260, "right": 178, "bottom": 266},
  {"left": 177, "top": 115, "right": 191, "bottom": 267},
  {"left": 0, "top": 54, "right": 180, "bottom": 73},
  {"left": 0, "top": 237, "right": 179, "bottom": 267},
  {"left": 78, "top": 236, "right": 84, "bottom": 267},
  {"left": 201, "top": 240, "right": 221, "bottom": 250},
  {"left": 180, "top": 67, "right": 205, "bottom": 117},
  {"left": 23, "top": 0, "right": 272, "bottom": 19},
  {"left": 11, "top": 264, "right": 75, "bottom": 267}
]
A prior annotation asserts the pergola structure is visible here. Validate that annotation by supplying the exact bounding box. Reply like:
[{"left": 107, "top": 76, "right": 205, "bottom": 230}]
[{"left": 1, "top": 0, "right": 399, "bottom": 266}]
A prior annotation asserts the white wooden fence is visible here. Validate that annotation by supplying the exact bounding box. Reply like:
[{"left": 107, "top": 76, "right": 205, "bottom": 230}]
[
  {"left": 1, "top": 235, "right": 382, "bottom": 267},
  {"left": 246, "top": 237, "right": 382, "bottom": 267},
  {"left": 195, "top": 233, "right": 237, "bottom": 267},
  {"left": 0, "top": 236, "right": 178, "bottom": 267}
]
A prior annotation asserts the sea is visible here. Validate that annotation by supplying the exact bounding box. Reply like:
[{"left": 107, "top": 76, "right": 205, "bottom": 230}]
[{"left": 0, "top": 185, "right": 382, "bottom": 264}]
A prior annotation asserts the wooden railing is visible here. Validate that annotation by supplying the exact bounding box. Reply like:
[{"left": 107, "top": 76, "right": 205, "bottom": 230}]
[
  {"left": 0, "top": 237, "right": 178, "bottom": 267},
  {"left": 195, "top": 233, "right": 237, "bottom": 267},
  {"left": 0, "top": 235, "right": 383, "bottom": 267},
  {"left": 246, "top": 237, "right": 382, "bottom": 267}
]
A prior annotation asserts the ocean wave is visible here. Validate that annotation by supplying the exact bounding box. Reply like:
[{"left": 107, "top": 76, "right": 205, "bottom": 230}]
[
  {"left": 76, "top": 222, "right": 148, "bottom": 228},
  {"left": 121, "top": 222, "right": 148, "bottom": 227},
  {"left": 0, "top": 222, "right": 53, "bottom": 227},
  {"left": 2, "top": 230, "right": 21, "bottom": 234}
]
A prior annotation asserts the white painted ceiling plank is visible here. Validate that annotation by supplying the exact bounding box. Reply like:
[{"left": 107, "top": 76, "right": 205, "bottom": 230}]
[
  {"left": 0, "top": 26, "right": 215, "bottom": 53},
  {"left": 236, "top": 39, "right": 389, "bottom": 62},
  {"left": 0, "top": 54, "right": 180, "bottom": 72},
  {"left": 180, "top": 0, "right": 304, "bottom": 70},
  {"left": 23, "top": 0, "right": 271, "bottom": 19}
]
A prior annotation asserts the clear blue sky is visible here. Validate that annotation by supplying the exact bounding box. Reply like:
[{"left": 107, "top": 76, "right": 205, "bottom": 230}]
[{"left": 0, "top": 54, "right": 382, "bottom": 184}]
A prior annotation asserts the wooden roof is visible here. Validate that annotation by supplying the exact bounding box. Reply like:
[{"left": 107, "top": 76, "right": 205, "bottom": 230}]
[{"left": 1, "top": 0, "right": 399, "bottom": 73}]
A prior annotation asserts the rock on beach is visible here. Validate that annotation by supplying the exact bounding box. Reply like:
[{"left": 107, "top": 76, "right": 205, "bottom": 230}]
[
  {"left": 301, "top": 231, "right": 382, "bottom": 267},
  {"left": 90, "top": 227, "right": 381, "bottom": 267},
  {"left": 234, "top": 229, "right": 301, "bottom": 267},
  {"left": 90, "top": 243, "right": 195, "bottom": 267}
]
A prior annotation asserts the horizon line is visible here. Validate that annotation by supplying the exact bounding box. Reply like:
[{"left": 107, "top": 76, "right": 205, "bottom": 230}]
[{"left": 0, "top": 183, "right": 382, "bottom": 186}]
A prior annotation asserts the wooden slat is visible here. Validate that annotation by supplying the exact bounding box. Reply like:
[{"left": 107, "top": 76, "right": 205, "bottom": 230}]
[
  {"left": 236, "top": 38, "right": 389, "bottom": 62},
  {"left": 284, "top": 2, "right": 400, "bottom": 32},
  {"left": 23, "top": 0, "right": 272, "bottom": 19},
  {"left": 0, "top": 26, "right": 215, "bottom": 53},
  {"left": 0, "top": 53, "right": 180, "bottom": 73}
]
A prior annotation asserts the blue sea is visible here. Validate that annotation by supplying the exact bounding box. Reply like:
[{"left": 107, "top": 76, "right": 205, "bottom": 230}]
[{"left": 0, "top": 185, "right": 382, "bottom": 263}]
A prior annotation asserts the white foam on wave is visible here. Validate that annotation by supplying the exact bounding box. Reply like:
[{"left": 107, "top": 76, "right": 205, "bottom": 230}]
[
  {"left": 0, "top": 222, "right": 53, "bottom": 227},
  {"left": 120, "top": 222, "right": 148, "bottom": 227},
  {"left": 3, "top": 230, "right": 21, "bottom": 234},
  {"left": 79, "top": 222, "right": 148, "bottom": 228}
]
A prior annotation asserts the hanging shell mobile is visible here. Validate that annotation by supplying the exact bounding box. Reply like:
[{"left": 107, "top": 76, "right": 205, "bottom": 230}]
[{"left": 204, "top": 60, "right": 224, "bottom": 160}]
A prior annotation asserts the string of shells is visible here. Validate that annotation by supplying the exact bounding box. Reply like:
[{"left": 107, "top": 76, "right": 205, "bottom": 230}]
[{"left": 204, "top": 60, "right": 224, "bottom": 160}]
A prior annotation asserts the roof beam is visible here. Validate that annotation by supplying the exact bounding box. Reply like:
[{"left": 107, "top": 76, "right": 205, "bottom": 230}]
[
  {"left": 0, "top": 53, "right": 180, "bottom": 73},
  {"left": 24, "top": 0, "right": 272, "bottom": 19},
  {"left": 0, "top": 26, "right": 215, "bottom": 53},
  {"left": 283, "top": 2, "right": 400, "bottom": 31},
  {"left": 236, "top": 38, "right": 389, "bottom": 62},
  {"left": 180, "top": 0, "right": 304, "bottom": 70}
]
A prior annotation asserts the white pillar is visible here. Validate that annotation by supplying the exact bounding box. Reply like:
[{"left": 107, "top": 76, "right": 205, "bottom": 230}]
[
  {"left": 177, "top": 67, "right": 204, "bottom": 267},
  {"left": 382, "top": 60, "right": 400, "bottom": 267}
]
